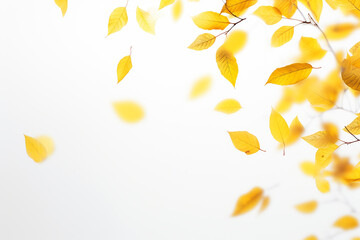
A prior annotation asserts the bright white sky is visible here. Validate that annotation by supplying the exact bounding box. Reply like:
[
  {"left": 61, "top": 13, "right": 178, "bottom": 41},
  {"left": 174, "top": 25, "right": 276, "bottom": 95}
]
[{"left": 1, "top": 0, "right": 360, "bottom": 239}]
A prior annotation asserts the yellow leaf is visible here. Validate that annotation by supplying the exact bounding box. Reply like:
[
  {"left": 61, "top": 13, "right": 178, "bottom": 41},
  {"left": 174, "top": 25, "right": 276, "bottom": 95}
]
[
  {"left": 216, "top": 47, "right": 238, "bottom": 87},
  {"left": 334, "top": 215, "right": 358, "bottom": 230},
  {"left": 315, "top": 144, "right": 338, "bottom": 172},
  {"left": 285, "top": 116, "right": 304, "bottom": 145},
  {"left": 54, "top": 0, "right": 67, "bottom": 17},
  {"left": 36, "top": 136, "right": 55, "bottom": 156},
  {"left": 324, "top": 23, "right": 357, "bottom": 40},
  {"left": 271, "top": 26, "right": 295, "bottom": 47},
  {"left": 304, "top": 235, "right": 318, "bottom": 240},
  {"left": 302, "top": 131, "right": 335, "bottom": 148},
  {"left": 266, "top": 63, "right": 313, "bottom": 85},
  {"left": 221, "top": 0, "right": 258, "bottom": 16},
  {"left": 159, "top": 0, "right": 175, "bottom": 9},
  {"left": 136, "top": 7, "right": 156, "bottom": 35},
  {"left": 189, "top": 76, "right": 211, "bottom": 99},
  {"left": 228, "top": 131, "right": 262, "bottom": 155},
  {"left": 295, "top": 200, "right": 318, "bottom": 213},
  {"left": 323, "top": 122, "right": 339, "bottom": 143},
  {"left": 341, "top": 56, "right": 360, "bottom": 91},
  {"left": 300, "top": 161, "right": 316, "bottom": 176},
  {"left": 192, "top": 11, "right": 230, "bottom": 30},
  {"left": 315, "top": 176, "right": 330, "bottom": 193},
  {"left": 259, "top": 196, "right": 270, "bottom": 213},
  {"left": 344, "top": 116, "right": 360, "bottom": 135},
  {"left": 24, "top": 135, "right": 49, "bottom": 163},
  {"left": 232, "top": 187, "right": 263, "bottom": 216},
  {"left": 188, "top": 33, "right": 216, "bottom": 51},
  {"left": 298, "top": 37, "right": 327, "bottom": 62},
  {"left": 350, "top": 41, "right": 360, "bottom": 56},
  {"left": 222, "top": 30, "right": 247, "bottom": 54},
  {"left": 113, "top": 101, "right": 144, "bottom": 123},
  {"left": 274, "top": 0, "right": 297, "bottom": 18},
  {"left": 352, "top": 237, "right": 360, "bottom": 240},
  {"left": 269, "top": 109, "right": 289, "bottom": 153},
  {"left": 254, "top": 6, "right": 282, "bottom": 25},
  {"left": 117, "top": 55, "right": 132, "bottom": 83},
  {"left": 332, "top": 0, "right": 360, "bottom": 16},
  {"left": 214, "top": 98, "right": 241, "bottom": 114},
  {"left": 172, "top": 0, "right": 183, "bottom": 20},
  {"left": 275, "top": 88, "right": 294, "bottom": 113},
  {"left": 107, "top": 7, "right": 128, "bottom": 36},
  {"left": 299, "top": 0, "right": 323, "bottom": 22}
]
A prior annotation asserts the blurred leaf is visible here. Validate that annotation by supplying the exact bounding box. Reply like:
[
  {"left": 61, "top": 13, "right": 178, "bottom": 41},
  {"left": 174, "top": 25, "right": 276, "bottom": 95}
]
[
  {"left": 334, "top": 215, "right": 358, "bottom": 230},
  {"left": 113, "top": 101, "right": 144, "bottom": 123},
  {"left": 189, "top": 76, "right": 211, "bottom": 99},
  {"left": 215, "top": 99, "right": 241, "bottom": 114},
  {"left": 232, "top": 187, "right": 263, "bottom": 216}
]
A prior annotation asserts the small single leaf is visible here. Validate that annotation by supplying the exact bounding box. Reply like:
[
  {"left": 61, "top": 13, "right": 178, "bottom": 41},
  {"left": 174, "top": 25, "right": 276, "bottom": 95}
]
[
  {"left": 254, "top": 6, "right": 282, "bottom": 25},
  {"left": 222, "top": 30, "right": 247, "bottom": 54},
  {"left": 113, "top": 101, "right": 144, "bottom": 123},
  {"left": 215, "top": 98, "right": 241, "bottom": 114},
  {"left": 271, "top": 26, "right": 294, "bottom": 47},
  {"left": 216, "top": 47, "right": 238, "bottom": 87},
  {"left": 295, "top": 200, "right": 318, "bottom": 213},
  {"left": 315, "top": 176, "right": 330, "bottom": 193},
  {"left": 324, "top": 23, "right": 357, "bottom": 40},
  {"left": 221, "top": 0, "right": 258, "bottom": 16},
  {"left": 107, "top": 7, "right": 128, "bottom": 36},
  {"left": 341, "top": 56, "right": 360, "bottom": 91},
  {"left": 228, "top": 131, "right": 261, "bottom": 155},
  {"left": 285, "top": 116, "right": 304, "bottom": 145},
  {"left": 315, "top": 144, "right": 338, "bottom": 172},
  {"left": 54, "top": 0, "right": 67, "bottom": 17},
  {"left": 232, "top": 187, "right": 263, "bottom": 216},
  {"left": 274, "top": 0, "right": 297, "bottom": 18},
  {"left": 188, "top": 33, "right": 216, "bottom": 51},
  {"left": 266, "top": 63, "right": 313, "bottom": 85},
  {"left": 334, "top": 215, "right": 358, "bottom": 230},
  {"left": 350, "top": 41, "right": 360, "bottom": 56},
  {"left": 117, "top": 55, "right": 132, "bottom": 83},
  {"left": 298, "top": 37, "right": 327, "bottom": 62},
  {"left": 172, "top": 0, "right": 183, "bottom": 20},
  {"left": 189, "top": 76, "right": 211, "bottom": 99},
  {"left": 36, "top": 136, "right": 55, "bottom": 156},
  {"left": 344, "top": 116, "right": 360, "bottom": 135},
  {"left": 192, "top": 11, "right": 230, "bottom": 30},
  {"left": 136, "top": 7, "right": 156, "bottom": 35},
  {"left": 24, "top": 135, "right": 49, "bottom": 163},
  {"left": 259, "top": 196, "right": 270, "bottom": 213},
  {"left": 159, "top": 0, "right": 175, "bottom": 9},
  {"left": 300, "top": 161, "right": 316, "bottom": 176},
  {"left": 269, "top": 109, "right": 289, "bottom": 153}
]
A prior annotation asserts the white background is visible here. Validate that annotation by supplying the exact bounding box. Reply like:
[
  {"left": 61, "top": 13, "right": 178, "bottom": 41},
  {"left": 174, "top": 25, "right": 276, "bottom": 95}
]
[{"left": 1, "top": 0, "right": 360, "bottom": 239}]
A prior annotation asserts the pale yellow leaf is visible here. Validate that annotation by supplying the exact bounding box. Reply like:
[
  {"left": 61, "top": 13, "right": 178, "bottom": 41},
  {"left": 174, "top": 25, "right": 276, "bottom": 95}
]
[
  {"left": 232, "top": 187, "right": 263, "bottom": 216},
  {"left": 24, "top": 135, "right": 48, "bottom": 163},
  {"left": 189, "top": 76, "right": 211, "bottom": 99},
  {"left": 172, "top": 0, "right": 183, "bottom": 20},
  {"left": 221, "top": 0, "right": 258, "bottom": 16},
  {"left": 266, "top": 63, "right": 313, "bottom": 85},
  {"left": 274, "top": 0, "right": 297, "bottom": 18},
  {"left": 298, "top": 37, "right": 327, "bottom": 62},
  {"left": 259, "top": 196, "right": 270, "bottom": 213},
  {"left": 222, "top": 30, "right": 247, "bottom": 54},
  {"left": 159, "top": 0, "right": 175, "bottom": 9},
  {"left": 113, "top": 101, "right": 144, "bottom": 123},
  {"left": 299, "top": 0, "right": 323, "bottom": 22},
  {"left": 117, "top": 55, "right": 132, "bottom": 83},
  {"left": 254, "top": 6, "right": 282, "bottom": 25},
  {"left": 269, "top": 109, "right": 289, "bottom": 153},
  {"left": 285, "top": 116, "right": 304, "bottom": 145},
  {"left": 302, "top": 131, "right": 335, "bottom": 148},
  {"left": 55, "top": 0, "right": 67, "bottom": 16},
  {"left": 271, "top": 26, "right": 295, "bottom": 47},
  {"left": 188, "top": 33, "right": 216, "bottom": 51},
  {"left": 228, "top": 131, "right": 261, "bottom": 155},
  {"left": 295, "top": 200, "right": 318, "bottom": 213},
  {"left": 315, "top": 144, "right": 338, "bottom": 172},
  {"left": 324, "top": 23, "right": 357, "bottom": 40},
  {"left": 107, "top": 7, "right": 128, "bottom": 36},
  {"left": 300, "top": 161, "right": 316, "bottom": 176},
  {"left": 214, "top": 98, "right": 241, "bottom": 114},
  {"left": 334, "top": 215, "right": 358, "bottom": 230},
  {"left": 344, "top": 116, "right": 360, "bottom": 135},
  {"left": 136, "top": 7, "right": 156, "bottom": 35},
  {"left": 275, "top": 88, "right": 294, "bottom": 113},
  {"left": 216, "top": 47, "right": 238, "bottom": 87},
  {"left": 36, "top": 136, "right": 55, "bottom": 156},
  {"left": 315, "top": 176, "right": 330, "bottom": 193},
  {"left": 192, "top": 11, "right": 230, "bottom": 30}
]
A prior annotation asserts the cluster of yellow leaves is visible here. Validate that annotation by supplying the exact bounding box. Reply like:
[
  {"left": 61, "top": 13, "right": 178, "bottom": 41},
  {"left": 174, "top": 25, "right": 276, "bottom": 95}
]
[
  {"left": 232, "top": 187, "right": 270, "bottom": 216},
  {"left": 25, "top": 135, "right": 55, "bottom": 163}
]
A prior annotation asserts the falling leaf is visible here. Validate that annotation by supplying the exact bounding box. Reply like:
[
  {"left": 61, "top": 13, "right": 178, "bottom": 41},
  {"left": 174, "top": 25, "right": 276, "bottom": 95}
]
[
  {"left": 136, "top": 7, "right": 156, "bottom": 35},
  {"left": 350, "top": 41, "right": 360, "bottom": 55},
  {"left": 295, "top": 200, "right": 318, "bottom": 213},
  {"left": 315, "top": 176, "right": 330, "bottom": 193},
  {"left": 274, "top": 0, "right": 297, "bottom": 18},
  {"left": 302, "top": 131, "right": 336, "bottom": 148},
  {"left": 24, "top": 135, "right": 53, "bottom": 163},
  {"left": 269, "top": 109, "right": 289, "bottom": 154},
  {"left": 324, "top": 23, "right": 357, "bottom": 40},
  {"left": 266, "top": 63, "right": 313, "bottom": 85},
  {"left": 221, "top": 0, "right": 258, "bottom": 16},
  {"left": 334, "top": 215, "right": 358, "bottom": 230},
  {"left": 189, "top": 76, "right": 211, "bottom": 99},
  {"left": 342, "top": 56, "right": 360, "bottom": 91},
  {"left": 215, "top": 99, "right": 241, "bottom": 114},
  {"left": 285, "top": 116, "right": 304, "bottom": 145},
  {"left": 159, "top": 0, "right": 175, "bottom": 9},
  {"left": 36, "top": 136, "right": 55, "bottom": 156},
  {"left": 113, "top": 101, "right": 144, "bottom": 123},
  {"left": 192, "top": 11, "right": 230, "bottom": 30},
  {"left": 172, "top": 0, "right": 183, "bottom": 20},
  {"left": 216, "top": 47, "right": 239, "bottom": 87},
  {"left": 300, "top": 161, "right": 316, "bottom": 176},
  {"left": 117, "top": 55, "right": 132, "bottom": 83},
  {"left": 298, "top": 37, "right": 327, "bottom": 62},
  {"left": 344, "top": 116, "right": 360, "bottom": 135},
  {"left": 271, "top": 26, "right": 295, "bottom": 47},
  {"left": 299, "top": 0, "right": 323, "bottom": 22},
  {"left": 259, "top": 196, "right": 270, "bottom": 213},
  {"left": 107, "top": 7, "right": 128, "bottom": 36},
  {"left": 254, "top": 6, "right": 282, "bottom": 25},
  {"left": 188, "top": 33, "right": 216, "bottom": 51},
  {"left": 54, "top": 0, "right": 67, "bottom": 16},
  {"left": 222, "top": 30, "right": 247, "bottom": 54},
  {"left": 228, "top": 131, "right": 262, "bottom": 155},
  {"left": 232, "top": 187, "right": 263, "bottom": 216},
  {"left": 315, "top": 144, "right": 338, "bottom": 172}
]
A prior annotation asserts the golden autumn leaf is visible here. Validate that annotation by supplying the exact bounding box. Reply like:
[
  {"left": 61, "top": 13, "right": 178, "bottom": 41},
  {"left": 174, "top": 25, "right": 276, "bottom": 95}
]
[
  {"left": 334, "top": 215, "right": 358, "bottom": 230},
  {"left": 298, "top": 37, "right": 327, "bottom": 62},
  {"left": 136, "top": 7, "right": 156, "bottom": 35},
  {"left": 295, "top": 200, "right": 318, "bottom": 213},
  {"left": 342, "top": 56, "right": 360, "bottom": 91},
  {"left": 266, "top": 63, "right": 313, "bottom": 85},
  {"left": 285, "top": 116, "right": 304, "bottom": 145},
  {"left": 274, "top": 0, "right": 297, "bottom": 18},
  {"left": 300, "top": 161, "right": 316, "bottom": 176},
  {"left": 269, "top": 109, "right": 289, "bottom": 154},
  {"left": 253, "top": 6, "right": 282, "bottom": 25},
  {"left": 350, "top": 41, "right": 360, "bottom": 55},
  {"left": 172, "top": 0, "right": 183, "bottom": 20},
  {"left": 215, "top": 98, "right": 241, "bottom": 114},
  {"left": 259, "top": 196, "right": 270, "bottom": 213},
  {"left": 54, "top": 0, "right": 67, "bottom": 17},
  {"left": 189, "top": 76, "right": 211, "bottom": 99},
  {"left": 107, "top": 7, "right": 128, "bottom": 36},
  {"left": 24, "top": 135, "right": 54, "bottom": 163},
  {"left": 275, "top": 88, "right": 294, "bottom": 113},
  {"left": 216, "top": 47, "right": 238, "bottom": 87},
  {"left": 315, "top": 176, "right": 330, "bottom": 193},
  {"left": 344, "top": 116, "right": 360, "bottom": 135},
  {"left": 113, "top": 101, "right": 144, "bottom": 123},
  {"left": 324, "top": 23, "right": 357, "bottom": 40},
  {"left": 315, "top": 144, "right": 338, "bottom": 172},
  {"left": 302, "top": 131, "right": 336, "bottom": 148},
  {"left": 232, "top": 187, "right": 263, "bottom": 216},
  {"left": 159, "top": 0, "right": 175, "bottom": 9},
  {"left": 323, "top": 122, "right": 339, "bottom": 143},
  {"left": 192, "top": 11, "right": 230, "bottom": 30},
  {"left": 117, "top": 55, "right": 132, "bottom": 83},
  {"left": 271, "top": 26, "right": 295, "bottom": 47},
  {"left": 299, "top": 0, "right": 323, "bottom": 22},
  {"left": 352, "top": 237, "right": 360, "bottom": 240},
  {"left": 221, "top": 0, "right": 258, "bottom": 16},
  {"left": 222, "top": 30, "right": 247, "bottom": 54},
  {"left": 228, "top": 131, "right": 262, "bottom": 155},
  {"left": 304, "top": 235, "right": 318, "bottom": 240},
  {"left": 332, "top": 0, "right": 360, "bottom": 16},
  {"left": 188, "top": 33, "right": 216, "bottom": 51}
]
